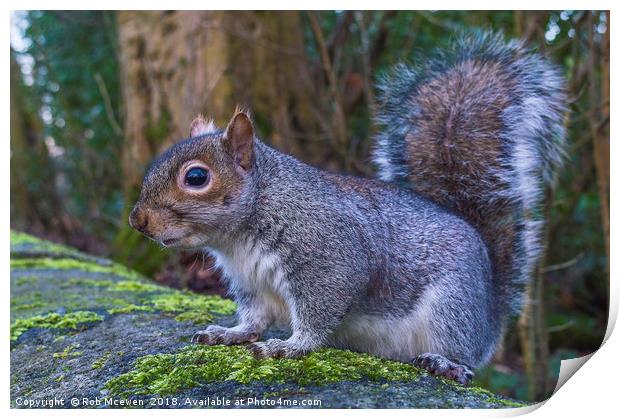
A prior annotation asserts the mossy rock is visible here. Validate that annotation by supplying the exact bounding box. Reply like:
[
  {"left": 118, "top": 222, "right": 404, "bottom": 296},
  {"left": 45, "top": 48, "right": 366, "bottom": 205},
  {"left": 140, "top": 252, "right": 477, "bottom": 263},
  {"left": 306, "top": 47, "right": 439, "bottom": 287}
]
[{"left": 10, "top": 231, "right": 526, "bottom": 409}]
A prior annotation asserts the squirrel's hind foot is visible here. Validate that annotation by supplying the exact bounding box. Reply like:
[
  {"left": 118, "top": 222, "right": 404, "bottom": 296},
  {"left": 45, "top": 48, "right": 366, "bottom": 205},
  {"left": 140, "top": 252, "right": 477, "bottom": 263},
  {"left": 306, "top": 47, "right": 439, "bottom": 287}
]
[
  {"left": 246, "top": 338, "right": 308, "bottom": 359},
  {"left": 412, "top": 353, "right": 474, "bottom": 386},
  {"left": 192, "top": 325, "right": 260, "bottom": 345}
]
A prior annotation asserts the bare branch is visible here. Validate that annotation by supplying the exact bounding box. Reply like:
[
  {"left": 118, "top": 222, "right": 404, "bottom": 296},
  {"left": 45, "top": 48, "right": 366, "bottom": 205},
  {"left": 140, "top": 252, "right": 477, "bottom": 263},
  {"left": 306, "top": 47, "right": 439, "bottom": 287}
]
[
  {"left": 94, "top": 72, "right": 123, "bottom": 137},
  {"left": 307, "top": 11, "right": 349, "bottom": 163}
]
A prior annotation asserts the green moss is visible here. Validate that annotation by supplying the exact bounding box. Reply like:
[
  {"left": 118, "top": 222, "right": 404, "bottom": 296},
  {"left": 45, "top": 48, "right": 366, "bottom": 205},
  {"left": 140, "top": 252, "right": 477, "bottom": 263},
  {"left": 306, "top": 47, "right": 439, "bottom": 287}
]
[
  {"left": 151, "top": 292, "right": 236, "bottom": 316},
  {"left": 11, "top": 257, "right": 141, "bottom": 280},
  {"left": 10, "top": 311, "right": 104, "bottom": 341},
  {"left": 74, "top": 278, "right": 234, "bottom": 321},
  {"left": 15, "top": 276, "right": 38, "bottom": 286},
  {"left": 105, "top": 345, "right": 421, "bottom": 397},
  {"left": 12, "top": 291, "right": 96, "bottom": 323},
  {"left": 458, "top": 385, "right": 528, "bottom": 408},
  {"left": 12, "top": 302, "right": 45, "bottom": 311},
  {"left": 108, "top": 304, "right": 154, "bottom": 315},
  {"left": 66, "top": 278, "right": 116, "bottom": 288},
  {"left": 92, "top": 352, "right": 111, "bottom": 370},
  {"left": 110, "top": 280, "right": 162, "bottom": 293},
  {"left": 11, "top": 292, "right": 43, "bottom": 306},
  {"left": 12, "top": 272, "right": 236, "bottom": 330},
  {"left": 11, "top": 231, "right": 87, "bottom": 258},
  {"left": 67, "top": 277, "right": 162, "bottom": 293},
  {"left": 53, "top": 343, "right": 83, "bottom": 359},
  {"left": 147, "top": 291, "right": 236, "bottom": 324},
  {"left": 11, "top": 231, "right": 46, "bottom": 245},
  {"left": 172, "top": 311, "right": 212, "bottom": 323}
]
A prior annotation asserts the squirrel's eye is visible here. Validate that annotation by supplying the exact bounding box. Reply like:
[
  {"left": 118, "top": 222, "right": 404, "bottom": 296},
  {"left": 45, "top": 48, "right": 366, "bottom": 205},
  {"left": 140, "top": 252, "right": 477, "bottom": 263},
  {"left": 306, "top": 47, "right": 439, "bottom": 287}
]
[{"left": 184, "top": 167, "right": 209, "bottom": 187}]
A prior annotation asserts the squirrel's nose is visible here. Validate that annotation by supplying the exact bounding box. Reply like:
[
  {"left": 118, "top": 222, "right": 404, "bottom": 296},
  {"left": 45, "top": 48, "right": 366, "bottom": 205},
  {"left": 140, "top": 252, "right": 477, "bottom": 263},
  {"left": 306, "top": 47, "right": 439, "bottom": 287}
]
[{"left": 129, "top": 206, "right": 149, "bottom": 232}]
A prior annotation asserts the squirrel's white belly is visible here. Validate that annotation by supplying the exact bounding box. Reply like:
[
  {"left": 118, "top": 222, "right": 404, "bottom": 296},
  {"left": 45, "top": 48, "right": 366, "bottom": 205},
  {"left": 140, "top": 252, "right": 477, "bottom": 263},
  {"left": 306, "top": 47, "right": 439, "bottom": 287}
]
[
  {"left": 329, "top": 286, "right": 443, "bottom": 361},
  {"left": 209, "top": 239, "right": 292, "bottom": 328}
]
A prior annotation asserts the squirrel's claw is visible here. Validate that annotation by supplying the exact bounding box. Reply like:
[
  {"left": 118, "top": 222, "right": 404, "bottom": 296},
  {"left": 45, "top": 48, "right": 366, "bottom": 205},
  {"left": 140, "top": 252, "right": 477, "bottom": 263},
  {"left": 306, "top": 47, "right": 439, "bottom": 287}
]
[
  {"left": 247, "top": 338, "right": 306, "bottom": 359},
  {"left": 192, "top": 325, "right": 260, "bottom": 346},
  {"left": 412, "top": 353, "right": 474, "bottom": 386},
  {"left": 191, "top": 330, "right": 220, "bottom": 345},
  {"left": 246, "top": 341, "right": 270, "bottom": 359}
]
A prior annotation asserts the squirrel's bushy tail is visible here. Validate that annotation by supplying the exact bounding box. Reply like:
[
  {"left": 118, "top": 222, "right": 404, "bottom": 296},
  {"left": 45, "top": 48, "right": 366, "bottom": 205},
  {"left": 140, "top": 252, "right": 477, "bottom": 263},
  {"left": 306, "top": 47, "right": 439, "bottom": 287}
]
[{"left": 373, "top": 31, "right": 567, "bottom": 316}]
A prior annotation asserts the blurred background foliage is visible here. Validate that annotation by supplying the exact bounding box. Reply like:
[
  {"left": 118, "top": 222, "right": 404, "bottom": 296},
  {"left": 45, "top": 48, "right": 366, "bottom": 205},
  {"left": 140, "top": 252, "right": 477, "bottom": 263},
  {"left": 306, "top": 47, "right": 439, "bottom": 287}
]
[{"left": 10, "top": 10, "right": 609, "bottom": 402}]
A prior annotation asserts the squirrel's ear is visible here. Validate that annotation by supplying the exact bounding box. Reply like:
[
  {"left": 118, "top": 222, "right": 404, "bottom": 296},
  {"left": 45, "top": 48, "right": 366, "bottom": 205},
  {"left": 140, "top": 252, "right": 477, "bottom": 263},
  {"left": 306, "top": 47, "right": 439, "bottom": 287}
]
[
  {"left": 224, "top": 110, "right": 254, "bottom": 171},
  {"left": 189, "top": 115, "right": 217, "bottom": 137}
]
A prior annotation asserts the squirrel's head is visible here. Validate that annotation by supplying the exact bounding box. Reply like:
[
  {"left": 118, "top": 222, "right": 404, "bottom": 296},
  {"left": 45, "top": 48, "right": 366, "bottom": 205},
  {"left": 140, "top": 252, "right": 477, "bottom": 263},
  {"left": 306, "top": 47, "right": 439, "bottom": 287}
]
[{"left": 129, "top": 109, "right": 256, "bottom": 249}]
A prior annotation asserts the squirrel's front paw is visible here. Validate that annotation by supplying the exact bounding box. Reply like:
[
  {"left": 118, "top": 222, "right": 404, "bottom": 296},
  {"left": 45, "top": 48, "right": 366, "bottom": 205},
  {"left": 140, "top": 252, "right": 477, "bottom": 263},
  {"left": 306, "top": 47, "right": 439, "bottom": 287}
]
[
  {"left": 192, "top": 325, "right": 260, "bottom": 345},
  {"left": 246, "top": 338, "right": 308, "bottom": 359},
  {"left": 412, "top": 353, "right": 474, "bottom": 385}
]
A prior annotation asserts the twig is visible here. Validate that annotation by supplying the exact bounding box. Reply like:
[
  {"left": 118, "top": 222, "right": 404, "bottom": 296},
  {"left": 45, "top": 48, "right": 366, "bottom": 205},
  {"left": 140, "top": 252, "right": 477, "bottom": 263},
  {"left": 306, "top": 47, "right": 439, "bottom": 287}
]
[
  {"left": 418, "top": 11, "right": 461, "bottom": 32},
  {"left": 401, "top": 13, "right": 422, "bottom": 61},
  {"left": 370, "top": 11, "right": 398, "bottom": 68},
  {"left": 94, "top": 72, "right": 123, "bottom": 136},
  {"left": 356, "top": 12, "right": 376, "bottom": 122},
  {"left": 307, "top": 11, "right": 349, "bottom": 164},
  {"left": 542, "top": 253, "right": 584, "bottom": 273},
  {"left": 547, "top": 320, "right": 575, "bottom": 333},
  {"left": 355, "top": 10, "right": 377, "bottom": 161},
  {"left": 327, "top": 11, "right": 354, "bottom": 75}
]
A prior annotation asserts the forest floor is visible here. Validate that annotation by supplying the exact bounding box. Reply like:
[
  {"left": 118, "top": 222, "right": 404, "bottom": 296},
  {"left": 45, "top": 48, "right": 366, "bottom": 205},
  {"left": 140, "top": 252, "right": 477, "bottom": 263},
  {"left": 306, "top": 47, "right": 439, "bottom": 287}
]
[{"left": 10, "top": 231, "right": 527, "bottom": 409}]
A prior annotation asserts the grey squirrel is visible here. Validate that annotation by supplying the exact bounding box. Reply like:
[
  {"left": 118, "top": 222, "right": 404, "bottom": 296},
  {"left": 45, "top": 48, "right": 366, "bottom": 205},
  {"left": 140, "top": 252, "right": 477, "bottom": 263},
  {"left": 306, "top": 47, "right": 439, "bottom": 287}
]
[{"left": 129, "top": 31, "right": 566, "bottom": 385}]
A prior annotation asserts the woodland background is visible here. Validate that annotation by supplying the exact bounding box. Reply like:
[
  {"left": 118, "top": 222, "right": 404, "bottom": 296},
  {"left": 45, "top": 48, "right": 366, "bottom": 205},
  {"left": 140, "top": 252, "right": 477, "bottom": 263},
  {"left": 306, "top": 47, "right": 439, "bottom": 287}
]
[{"left": 10, "top": 10, "right": 609, "bottom": 402}]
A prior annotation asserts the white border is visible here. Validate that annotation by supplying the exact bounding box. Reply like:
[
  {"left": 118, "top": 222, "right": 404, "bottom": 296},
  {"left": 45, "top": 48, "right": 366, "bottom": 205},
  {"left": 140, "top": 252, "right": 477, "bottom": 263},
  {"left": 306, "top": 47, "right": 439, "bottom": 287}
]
[{"left": 3, "top": 3, "right": 617, "bottom": 418}]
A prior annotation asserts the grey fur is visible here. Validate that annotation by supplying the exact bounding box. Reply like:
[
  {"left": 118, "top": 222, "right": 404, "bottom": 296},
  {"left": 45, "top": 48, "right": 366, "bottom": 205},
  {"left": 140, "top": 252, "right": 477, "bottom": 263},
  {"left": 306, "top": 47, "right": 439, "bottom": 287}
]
[{"left": 130, "top": 31, "right": 567, "bottom": 384}]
